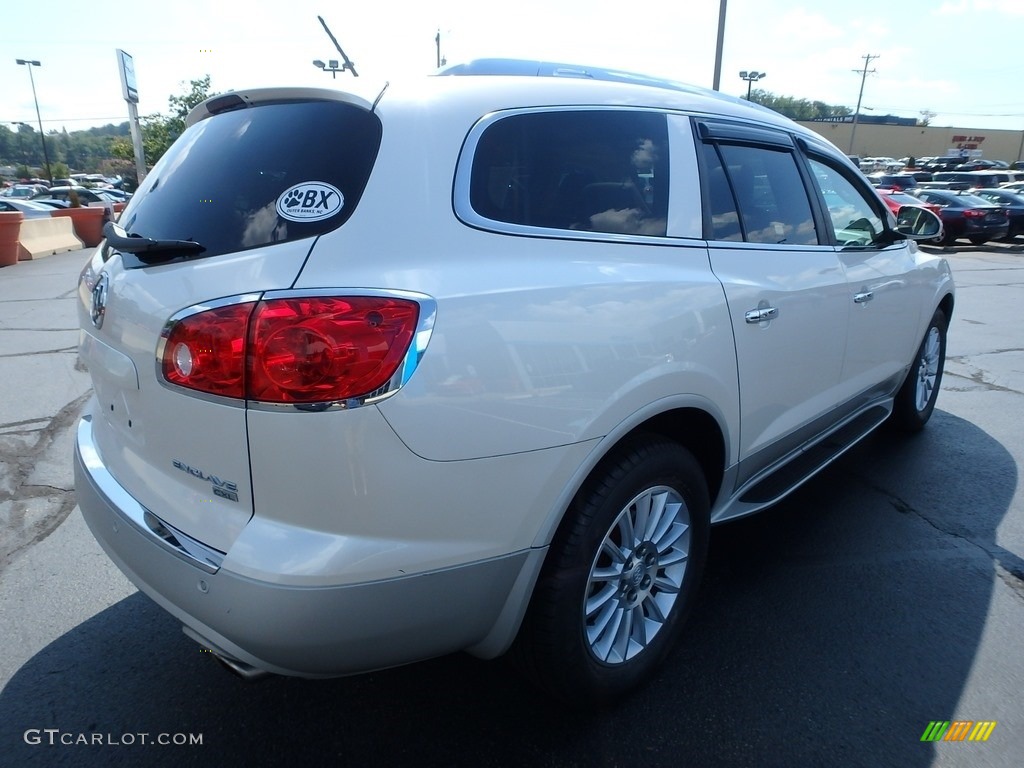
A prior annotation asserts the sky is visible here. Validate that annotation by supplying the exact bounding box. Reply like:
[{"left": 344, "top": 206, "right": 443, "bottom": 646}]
[{"left": 4, "top": 0, "right": 1023, "bottom": 139}]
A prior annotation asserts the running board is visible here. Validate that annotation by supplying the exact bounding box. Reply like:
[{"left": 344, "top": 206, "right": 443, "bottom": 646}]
[{"left": 738, "top": 404, "right": 889, "bottom": 505}]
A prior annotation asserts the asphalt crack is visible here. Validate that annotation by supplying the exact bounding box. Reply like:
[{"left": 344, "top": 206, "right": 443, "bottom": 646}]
[
  {"left": 858, "top": 476, "right": 1024, "bottom": 604},
  {"left": 0, "top": 391, "right": 93, "bottom": 574},
  {"left": 0, "top": 347, "right": 79, "bottom": 359},
  {"left": 944, "top": 352, "right": 1024, "bottom": 397}
]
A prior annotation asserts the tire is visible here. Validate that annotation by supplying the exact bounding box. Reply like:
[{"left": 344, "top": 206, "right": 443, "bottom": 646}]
[
  {"left": 969, "top": 235, "right": 988, "bottom": 245},
  {"left": 513, "top": 436, "right": 710, "bottom": 704},
  {"left": 890, "top": 308, "right": 947, "bottom": 432}
]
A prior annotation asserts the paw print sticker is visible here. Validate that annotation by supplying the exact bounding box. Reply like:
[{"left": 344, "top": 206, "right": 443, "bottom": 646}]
[{"left": 276, "top": 182, "right": 344, "bottom": 222}]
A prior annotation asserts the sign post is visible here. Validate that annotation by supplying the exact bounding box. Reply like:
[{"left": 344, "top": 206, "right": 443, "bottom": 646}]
[{"left": 116, "top": 49, "right": 147, "bottom": 185}]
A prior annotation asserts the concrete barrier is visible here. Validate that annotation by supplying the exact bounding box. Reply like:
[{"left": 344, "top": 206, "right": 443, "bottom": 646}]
[{"left": 18, "top": 216, "right": 84, "bottom": 260}]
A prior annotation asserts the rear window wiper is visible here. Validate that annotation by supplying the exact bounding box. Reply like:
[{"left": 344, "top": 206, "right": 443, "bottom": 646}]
[{"left": 103, "top": 222, "right": 206, "bottom": 263}]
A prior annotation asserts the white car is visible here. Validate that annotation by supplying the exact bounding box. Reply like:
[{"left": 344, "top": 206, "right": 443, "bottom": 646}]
[{"left": 75, "top": 60, "right": 951, "bottom": 703}]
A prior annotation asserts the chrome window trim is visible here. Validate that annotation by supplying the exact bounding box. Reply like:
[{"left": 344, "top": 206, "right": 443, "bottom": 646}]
[{"left": 454, "top": 105, "right": 702, "bottom": 244}]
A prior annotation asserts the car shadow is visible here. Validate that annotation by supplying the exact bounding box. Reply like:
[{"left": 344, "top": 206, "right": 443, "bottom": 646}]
[{"left": 0, "top": 411, "right": 1016, "bottom": 767}]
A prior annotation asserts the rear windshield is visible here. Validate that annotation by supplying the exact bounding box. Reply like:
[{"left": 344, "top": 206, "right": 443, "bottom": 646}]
[{"left": 117, "top": 100, "right": 381, "bottom": 259}]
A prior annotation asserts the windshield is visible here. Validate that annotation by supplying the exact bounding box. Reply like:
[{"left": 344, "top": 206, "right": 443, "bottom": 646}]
[{"left": 117, "top": 100, "right": 381, "bottom": 259}]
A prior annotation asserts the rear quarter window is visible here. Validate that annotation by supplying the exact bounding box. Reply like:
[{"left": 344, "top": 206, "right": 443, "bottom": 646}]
[
  {"left": 118, "top": 100, "right": 382, "bottom": 259},
  {"left": 467, "top": 109, "right": 669, "bottom": 237}
]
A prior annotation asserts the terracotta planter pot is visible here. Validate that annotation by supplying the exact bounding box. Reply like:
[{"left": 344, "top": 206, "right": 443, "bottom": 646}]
[
  {"left": 0, "top": 210, "right": 24, "bottom": 267},
  {"left": 52, "top": 206, "right": 106, "bottom": 248}
]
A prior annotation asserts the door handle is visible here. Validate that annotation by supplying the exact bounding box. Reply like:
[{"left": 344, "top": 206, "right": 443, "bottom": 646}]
[
  {"left": 745, "top": 306, "right": 779, "bottom": 324},
  {"left": 853, "top": 291, "right": 874, "bottom": 304}
]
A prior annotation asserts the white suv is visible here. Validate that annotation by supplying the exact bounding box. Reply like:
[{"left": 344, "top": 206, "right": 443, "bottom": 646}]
[{"left": 75, "top": 60, "right": 951, "bottom": 702}]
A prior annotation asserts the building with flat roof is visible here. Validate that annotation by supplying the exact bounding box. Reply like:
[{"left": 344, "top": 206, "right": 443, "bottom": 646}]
[{"left": 800, "top": 119, "right": 1024, "bottom": 164}]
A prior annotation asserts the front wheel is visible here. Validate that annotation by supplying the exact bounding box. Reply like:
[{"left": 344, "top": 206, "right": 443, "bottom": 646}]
[
  {"left": 513, "top": 437, "right": 710, "bottom": 704},
  {"left": 890, "top": 309, "right": 947, "bottom": 432}
]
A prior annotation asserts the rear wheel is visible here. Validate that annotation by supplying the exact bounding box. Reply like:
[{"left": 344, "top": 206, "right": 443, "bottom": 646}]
[
  {"left": 514, "top": 436, "right": 710, "bottom": 704},
  {"left": 890, "top": 309, "right": 947, "bottom": 432}
]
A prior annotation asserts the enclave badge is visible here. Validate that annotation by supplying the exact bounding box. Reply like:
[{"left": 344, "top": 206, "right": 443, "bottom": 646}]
[{"left": 91, "top": 273, "right": 110, "bottom": 329}]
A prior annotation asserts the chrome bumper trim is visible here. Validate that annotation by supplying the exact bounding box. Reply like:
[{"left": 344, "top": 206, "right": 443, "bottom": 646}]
[{"left": 76, "top": 414, "right": 225, "bottom": 573}]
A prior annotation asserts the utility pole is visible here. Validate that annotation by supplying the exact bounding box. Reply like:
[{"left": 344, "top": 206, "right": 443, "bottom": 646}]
[{"left": 849, "top": 53, "right": 879, "bottom": 154}]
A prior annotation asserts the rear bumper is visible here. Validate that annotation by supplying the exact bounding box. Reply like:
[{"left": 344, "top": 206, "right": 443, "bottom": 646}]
[{"left": 75, "top": 415, "right": 538, "bottom": 677}]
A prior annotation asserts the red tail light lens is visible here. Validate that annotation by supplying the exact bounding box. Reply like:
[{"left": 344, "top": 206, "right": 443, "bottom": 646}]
[
  {"left": 249, "top": 297, "right": 419, "bottom": 403},
  {"left": 160, "top": 296, "right": 420, "bottom": 404},
  {"left": 161, "top": 303, "right": 252, "bottom": 398},
  {"left": 963, "top": 209, "right": 986, "bottom": 218}
]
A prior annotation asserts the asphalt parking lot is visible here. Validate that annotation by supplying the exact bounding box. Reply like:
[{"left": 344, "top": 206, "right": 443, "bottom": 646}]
[{"left": 0, "top": 241, "right": 1022, "bottom": 767}]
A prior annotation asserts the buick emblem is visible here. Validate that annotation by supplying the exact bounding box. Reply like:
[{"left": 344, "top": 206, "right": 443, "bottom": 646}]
[{"left": 91, "top": 273, "right": 109, "bottom": 329}]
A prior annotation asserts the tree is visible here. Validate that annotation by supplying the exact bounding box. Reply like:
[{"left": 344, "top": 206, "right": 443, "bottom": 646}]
[
  {"left": 746, "top": 89, "right": 852, "bottom": 121},
  {"left": 111, "top": 75, "right": 217, "bottom": 169},
  {"left": 50, "top": 161, "right": 70, "bottom": 180}
]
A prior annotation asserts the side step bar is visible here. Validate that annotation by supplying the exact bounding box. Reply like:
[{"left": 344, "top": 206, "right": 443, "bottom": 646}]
[{"left": 739, "top": 404, "right": 889, "bottom": 505}]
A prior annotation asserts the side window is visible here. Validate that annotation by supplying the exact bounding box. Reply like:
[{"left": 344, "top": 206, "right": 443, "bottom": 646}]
[
  {"left": 807, "top": 158, "right": 887, "bottom": 247},
  {"left": 703, "top": 142, "right": 819, "bottom": 245},
  {"left": 700, "top": 143, "right": 742, "bottom": 241},
  {"left": 470, "top": 110, "right": 668, "bottom": 237}
]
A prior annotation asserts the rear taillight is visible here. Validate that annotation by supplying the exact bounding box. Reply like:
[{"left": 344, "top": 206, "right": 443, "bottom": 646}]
[
  {"left": 160, "top": 296, "right": 421, "bottom": 404},
  {"left": 162, "top": 303, "right": 252, "bottom": 398},
  {"left": 963, "top": 209, "right": 986, "bottom": 218}
]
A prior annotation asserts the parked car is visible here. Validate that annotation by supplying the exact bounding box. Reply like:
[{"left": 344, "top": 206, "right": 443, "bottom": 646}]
[
  {"left": 74, "top": 59, "right": 951, "bottom": 703},
  {"left": 1000, "top": 181, "right": 1024, "bottom": 193},
  {"left": 875, "top": 190, "right": 945, "bottom": 242},
  {"left": 867, "top": 172, "right": 919, "bottom": 191},
  {"left": 98, "top": 187, "right": 132, "bottom": 203},
  {"left": 31, "top": 198, "right": 69, "bottom": 210},
  {"left": 910, "top": 188, "right": 1010, "bottom": 245},
  {"left": 921, "top": 157, "right": 968, "bottom": 172},
  {"left": 863, "top": 156, "right": 903, "bottom": 172},
  {"left": 957, "top": 158, "right": 1008, "bottom": 171},
  {"left": 875, "top": 188, "right": 942, "bottom": 217},
  {"left": 970, "top": 188, "right": 1024, "bottom": 239},
  {"left": 0, "top": 198, "right": 57, "bottom": 218},
  {"left": 916, "top": 180, "right": 972, "bottom": 191},
  {"left": 33, "top": 185, "right": 118, "bottom": 207},
  {"left": 2, "top": 183, "right": 48, "bottom": 199},
  {"left": 931, "top": 171, "right": 1012, "bottom": 189}
]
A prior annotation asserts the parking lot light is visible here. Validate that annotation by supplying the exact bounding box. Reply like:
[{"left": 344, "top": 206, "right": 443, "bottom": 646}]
[
  {"left": 15, "top": 58, "right": 52, "bottom": 182},
  {"left": 739, "top": 70, "right": 766, "bottom": 100}
]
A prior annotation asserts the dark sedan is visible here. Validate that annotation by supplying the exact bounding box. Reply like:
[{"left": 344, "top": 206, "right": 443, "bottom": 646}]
[
  {"left": 911, "top": 188, "right": 1009, "bottom": 245},
  {"left": 970, "top": 188, "right": 1024, "bottom": 239}
]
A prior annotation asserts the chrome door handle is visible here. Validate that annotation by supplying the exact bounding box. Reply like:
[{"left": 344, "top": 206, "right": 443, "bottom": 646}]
[
  {"left": 853, "top": 291, "right": 874, "bottom": 304},
  {"left": 745, "top": 306, "right": 779, "bottom": 324}
]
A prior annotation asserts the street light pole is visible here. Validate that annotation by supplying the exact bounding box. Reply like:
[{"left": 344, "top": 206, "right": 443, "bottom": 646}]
[
  {"left": 15, "top": 59, "right": 52, "bottom": 182},
  {"left": 739, "top": 70, "right": 766, "bottom": 99},
  {"left": 712, "top": 0, "right": 727, "bottom": 90}
]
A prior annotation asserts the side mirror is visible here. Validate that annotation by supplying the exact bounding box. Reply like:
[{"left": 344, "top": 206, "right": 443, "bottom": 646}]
[{"left": 894, "top": 206, "right": 942, "bottom": 240}]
